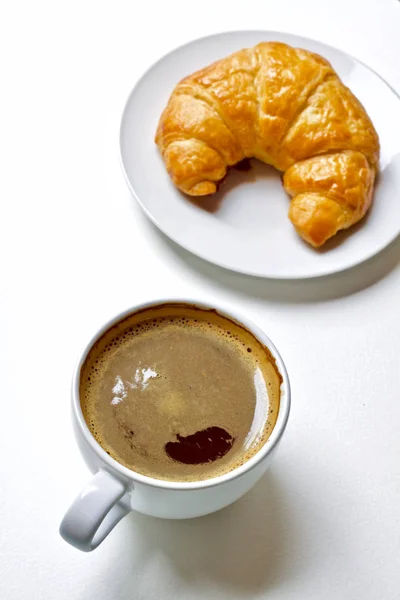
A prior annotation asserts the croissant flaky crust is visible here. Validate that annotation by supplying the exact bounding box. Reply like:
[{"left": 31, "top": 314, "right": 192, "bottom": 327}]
[{"left": 155, "top": 42, "right": 380, "bottom": 247}]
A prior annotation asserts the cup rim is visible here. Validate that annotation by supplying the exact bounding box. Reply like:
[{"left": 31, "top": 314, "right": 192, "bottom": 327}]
[{"left": 72, "top": 298, "right": 291, "bottom": 491}]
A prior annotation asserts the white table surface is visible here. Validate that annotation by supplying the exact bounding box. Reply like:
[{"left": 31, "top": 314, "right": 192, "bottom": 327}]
[{"left": 1, "top": 0, "right": 400, "bottom": 598}]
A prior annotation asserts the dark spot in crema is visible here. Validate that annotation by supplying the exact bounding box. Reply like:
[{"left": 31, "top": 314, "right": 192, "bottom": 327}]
[
  {"left": 165, "top": 427, "right": 234, "bottom": 465},
  {"left": 247, "top": 347, "right": 252, "bottom": 353},
  {"left": 233, "top": 158, "right": 252, "bottom": 172}
]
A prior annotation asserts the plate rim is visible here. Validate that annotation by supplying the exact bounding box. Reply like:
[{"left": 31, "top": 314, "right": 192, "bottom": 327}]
[{"left": 119, "top": 29, "right": 400, "bottom": 279}]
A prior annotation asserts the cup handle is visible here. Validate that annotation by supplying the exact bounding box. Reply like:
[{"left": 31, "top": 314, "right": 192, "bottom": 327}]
[{"left": 59, "top": 469, "right": 131, "bottom": 552}]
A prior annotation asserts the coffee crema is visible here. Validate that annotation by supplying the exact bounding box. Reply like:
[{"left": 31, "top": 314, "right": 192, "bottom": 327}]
[{"left": 80, "top": 304, "right": 281, "bottom": 482}]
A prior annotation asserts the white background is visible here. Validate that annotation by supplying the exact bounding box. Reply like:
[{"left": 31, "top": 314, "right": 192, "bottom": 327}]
[{"left": 1, "top": 0, "right": 400, "bottom": 598}]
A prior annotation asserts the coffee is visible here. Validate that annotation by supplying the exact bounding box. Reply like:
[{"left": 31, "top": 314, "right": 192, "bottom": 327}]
[{"left": 80, "top": 304, "right": 281, "bottom": 482}]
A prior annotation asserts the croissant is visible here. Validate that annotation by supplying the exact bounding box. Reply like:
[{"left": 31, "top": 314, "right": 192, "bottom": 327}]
[{"left": 155, "top": 42, "right": 380, "bottom": 247}]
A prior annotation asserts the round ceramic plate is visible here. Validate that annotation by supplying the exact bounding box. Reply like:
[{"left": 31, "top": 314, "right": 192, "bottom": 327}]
[{"left": 120, "top": 31, "right": 400, "bottom": 279}]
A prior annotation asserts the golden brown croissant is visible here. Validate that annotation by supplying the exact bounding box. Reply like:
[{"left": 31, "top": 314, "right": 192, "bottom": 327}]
[{"left": 155, "top": 42, "right": 380, "bottom": 247}]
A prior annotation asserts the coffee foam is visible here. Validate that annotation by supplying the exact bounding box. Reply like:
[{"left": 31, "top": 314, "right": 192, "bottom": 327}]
[{"left": 80, "top": 304, "right": 281, "bottom": 481}]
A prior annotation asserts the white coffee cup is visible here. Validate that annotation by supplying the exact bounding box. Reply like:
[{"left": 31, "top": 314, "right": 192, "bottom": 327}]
[{"left": 60, "top": 299, "right": 290, "bottom": 552}]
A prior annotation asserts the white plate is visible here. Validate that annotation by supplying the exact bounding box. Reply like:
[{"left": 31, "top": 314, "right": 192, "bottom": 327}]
[{"left": 120, "top": 31, "right": 400, "bottom": 279}]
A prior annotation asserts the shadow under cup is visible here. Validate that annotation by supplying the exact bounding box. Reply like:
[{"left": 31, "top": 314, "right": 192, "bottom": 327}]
[{"left": 60, "top": 300, "right": 290, "bottom": 551}]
